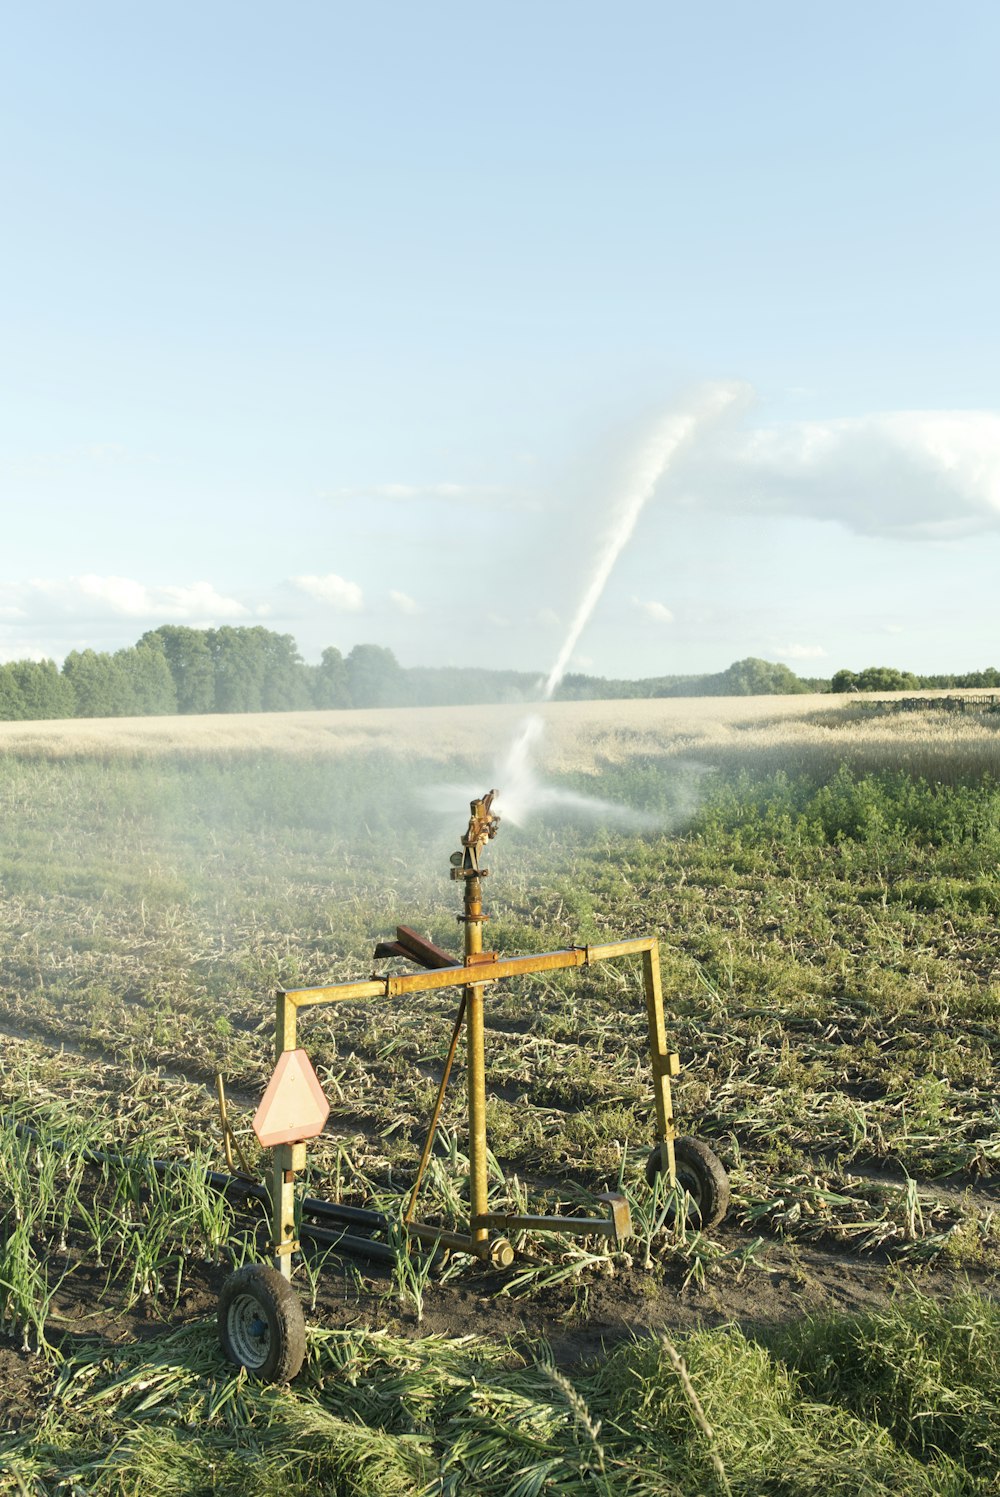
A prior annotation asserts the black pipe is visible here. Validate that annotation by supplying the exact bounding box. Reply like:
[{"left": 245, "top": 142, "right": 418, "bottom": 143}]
[{"left": 299, "top": 1221, "right": 396, "bottom": 1262}]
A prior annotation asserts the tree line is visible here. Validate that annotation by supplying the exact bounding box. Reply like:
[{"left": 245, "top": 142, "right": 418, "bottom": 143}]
[
  {"left": 0, "top": 628, "right": 396, "bottom": 721},
  {"left": 830, "top": 665, "right": 1000, "bottom": 693},
  {"left": 0, "top": 626, "right": 997, "bottom": 720}
]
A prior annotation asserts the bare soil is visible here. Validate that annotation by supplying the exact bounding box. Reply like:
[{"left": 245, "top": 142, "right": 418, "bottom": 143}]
[{"left": 1, "top": 1144, "right": 995, "bottom": 1436}]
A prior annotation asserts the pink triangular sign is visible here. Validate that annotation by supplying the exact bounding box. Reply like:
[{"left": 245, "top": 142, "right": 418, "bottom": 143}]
[{"left": 253, "top": 1048, "right": 330, "bottom": 1147}]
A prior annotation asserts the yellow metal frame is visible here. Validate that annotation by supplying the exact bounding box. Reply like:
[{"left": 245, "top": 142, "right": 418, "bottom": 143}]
[{"left": 268, "top": 934, "right": 680, "bottom": 1276}]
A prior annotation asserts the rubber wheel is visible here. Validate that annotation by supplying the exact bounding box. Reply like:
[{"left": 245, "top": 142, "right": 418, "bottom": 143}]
[
  {"left": 645, "top": 1136, "right": 730, "bottom": 1230},
  {"left": 218, "top": 1264, "right": 306, "bottom": 1382}
]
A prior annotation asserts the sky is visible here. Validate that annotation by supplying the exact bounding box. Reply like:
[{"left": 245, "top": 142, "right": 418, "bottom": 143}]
[{"left": 2, "top": 2, "right": 999, "bottom": 680}]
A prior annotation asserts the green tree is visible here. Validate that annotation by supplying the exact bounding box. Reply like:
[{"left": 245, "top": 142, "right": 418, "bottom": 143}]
[
  {"left": 345, "top": 644, "right": 407, "bottom": 708},
  {"left": 0, "top": 664, "right": 21, "bottom": 719},
  {"left": 0, "top": 659, "right": 75, "bottom": 720},
  {"left": 62, "top": 650, "right": 134, "bottom": 717},
  {"left": 854, "top": 665, "right": 920, "bottom": 692},
  {"left": 199, "top": 627, "right": 312, "bottom": 713},
  {"left": 258, "top": 630, "right": 312, "bottom": 711},
  {"left": 312, "top": 645, "right": 350, "bottom": 708},
  {"left": 831, "top": 669, "right": 859, "bottom": 693},
  {"left": 716, "top": 658, "right": 809, "bottom": 696},
  {"left": 140, "top": 627, "right": 216, "bottom": 713},
  {"left": 208, "top": 627, "right": 265, "bottom": 712},
  {"left": 116, "top": 644, "right": 178, "bottom": 715}
]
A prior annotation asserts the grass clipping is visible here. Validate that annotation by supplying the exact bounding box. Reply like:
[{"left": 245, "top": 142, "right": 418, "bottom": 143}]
[{"left": 0, "top": 1289, "right": 997, "bottom": 1495}]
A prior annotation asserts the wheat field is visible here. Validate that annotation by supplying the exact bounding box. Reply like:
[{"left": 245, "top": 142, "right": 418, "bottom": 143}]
[{"left": 2, "top": 691, "right": 999, "bottom": 783}]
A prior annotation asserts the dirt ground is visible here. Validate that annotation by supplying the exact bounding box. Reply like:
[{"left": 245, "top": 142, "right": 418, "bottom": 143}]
[
  {"left": 0, "top": 1002, "right": 996, "bottom": 1438},
  {"left": 0, "top": 1162, "right": 995, "bottom": 1436}
]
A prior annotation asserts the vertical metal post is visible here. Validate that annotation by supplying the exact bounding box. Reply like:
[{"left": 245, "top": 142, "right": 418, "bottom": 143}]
[
  {"left": 642, "top": 944, "right": 677, "bottom": 1183},
  {"left": 272, "top": 990, "right": 299, "bottom": 1279},
  {"left": 464, "top": 875, "right": 490, "bottom": 1253}
]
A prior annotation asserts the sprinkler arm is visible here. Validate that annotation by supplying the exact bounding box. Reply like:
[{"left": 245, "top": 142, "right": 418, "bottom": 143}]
[
  {"left": 464, "top": 789, "right": 500, "bottom": 849},
  {"left": 451, "top": 789, "right": 500, "bottom": 878}
]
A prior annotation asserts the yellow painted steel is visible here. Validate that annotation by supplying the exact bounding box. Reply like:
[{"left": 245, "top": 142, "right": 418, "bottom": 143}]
[
  {"left": 271, "top": 1142, "right": 300, "bottom": 1276},
  {"left": 280, "top": 937, "right": 658, "bottom": 1008},
  {"left": 642, "top": 946, "right": 677, "bottom": 1182},
  {"left": 271, "top": 990, "right": 300, "bottom": 1275},
  {"left": 216, "top": 1074, "right": 255, "bottom": 1177},
  {"left": 462, "top": 872, "right": 490, "bottom": 1252},
  {"left": 260, "top": 793, "right": 682, "bottom": 1277},
  {"left": 475, "top": 1201, "right": 632, "bottom": 1243},
  {"left": 404, "top": 993, "right": 466, "bottom": 1223}
]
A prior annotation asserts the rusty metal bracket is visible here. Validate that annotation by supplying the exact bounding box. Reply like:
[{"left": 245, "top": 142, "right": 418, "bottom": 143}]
[
  {"left": 595, "top": 1192, "right": 633, "bottom": 1243},
  {"left": 270, "top": 1238, "right": 300, "bottom": 1257}
]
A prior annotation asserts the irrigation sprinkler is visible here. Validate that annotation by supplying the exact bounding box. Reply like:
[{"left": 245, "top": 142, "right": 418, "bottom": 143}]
[{"left": 218, "top": 790, "right": 730, "bottom": 1381}]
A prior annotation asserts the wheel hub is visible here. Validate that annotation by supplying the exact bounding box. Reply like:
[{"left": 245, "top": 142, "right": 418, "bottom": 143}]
[{"left": 228, "top": 1292, "right": 272, "bottom": 1368}]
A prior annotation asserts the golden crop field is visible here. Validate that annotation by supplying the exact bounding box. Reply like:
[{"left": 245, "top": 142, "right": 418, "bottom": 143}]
[
  {"left": 0, "top": 692, "right": 849, "bottom": 761},
  {"left": 3, "top": 690, "right": 1000, "bottom": 785}
]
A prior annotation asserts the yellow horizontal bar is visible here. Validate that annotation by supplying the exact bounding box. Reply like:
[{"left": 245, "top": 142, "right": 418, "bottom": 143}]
[
  {"left": 476, "top": 1212, "right": 618, "bottom": 1237},
  {"left": 282, "top": 938, "right": 656, "bottom": 1009}
]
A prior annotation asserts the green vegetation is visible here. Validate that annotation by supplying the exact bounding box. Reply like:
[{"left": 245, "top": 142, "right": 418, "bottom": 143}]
[
  {"left": 0, "top": 724, "right": 997, "bottom": 1490},
  {"left": 560, "top": 654, "right": 823, "bottom": 698},
  {"left": 832, "top": 666, "right": 1000, "bottom": 694},
  {"left": 5, "top": 623, "right": 1000, "bottom": 721},
  {"left": 0, "top": 1290, "right": 997, "bottom": 1492},
  {"left": 0, "top": 745, "right": 998, "bottom": 1234}
]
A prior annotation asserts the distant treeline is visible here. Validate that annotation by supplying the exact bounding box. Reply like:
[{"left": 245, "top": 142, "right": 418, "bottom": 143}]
[
  {"left": 0, "top": 625, "right": 997, "bottom": 720},
  {"left": 830, "top": 665, "right": 1000, "bottom": 693}
]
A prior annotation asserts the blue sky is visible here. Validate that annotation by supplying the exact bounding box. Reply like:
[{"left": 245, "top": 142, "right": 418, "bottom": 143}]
[{"left": 3, "top": 2, "right": 999, "bottom": 679}]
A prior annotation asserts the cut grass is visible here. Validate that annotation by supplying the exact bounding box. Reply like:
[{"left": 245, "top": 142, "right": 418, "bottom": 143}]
[{"left": 1, "top": 1290, "right": 997, "bottom": 1495}]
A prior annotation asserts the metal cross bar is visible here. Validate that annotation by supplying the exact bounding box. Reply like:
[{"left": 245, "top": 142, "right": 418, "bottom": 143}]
[{"left": 279, "top": 937, "right": 657, "bottom": 1010}]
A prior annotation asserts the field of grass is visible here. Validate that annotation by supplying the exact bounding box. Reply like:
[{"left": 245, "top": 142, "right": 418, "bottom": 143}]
[{"left": 0, "top": 695, "right": 997, "bottom": 1492}]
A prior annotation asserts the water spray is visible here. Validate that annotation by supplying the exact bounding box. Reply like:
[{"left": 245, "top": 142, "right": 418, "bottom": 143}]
[
  {"left": 541, "top": 384, "right": 742, "bottom": 704},
  {"left": 498, "top": 382, "right": 743, "bottom": 825}
]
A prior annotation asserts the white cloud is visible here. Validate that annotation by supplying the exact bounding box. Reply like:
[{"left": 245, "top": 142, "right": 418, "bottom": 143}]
[
  {"left": 0, "top": 639, "right": 51, "bottom": 663},
  {"left": 669, "top": 405, "right": 1000, "bottom": 538},
  {"left": 634, "top": 598, "right": 675, "bottom": 624},
  {"left": 389, "top": 589, "right": 421, "bottom": 615},
  {"left": 773, "top": 642, "right": 828, "bottom": 660},
  {"left": 536, "top": 607, "right": 560, "bottom": 628},
  {"left": 289, "top": 573, "right": 364, "bottom": 610},
  {"left": 2, "top": 575, "right": 248, "bottom": 622}
]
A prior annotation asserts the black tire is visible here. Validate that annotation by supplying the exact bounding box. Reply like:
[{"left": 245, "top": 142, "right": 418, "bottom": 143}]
[
  {"left": 645, "top": 1136, "right": 730, "bottom": 1230},
  {"left": 218, "top": 1264, "right": 307, "bottom": 1383}
]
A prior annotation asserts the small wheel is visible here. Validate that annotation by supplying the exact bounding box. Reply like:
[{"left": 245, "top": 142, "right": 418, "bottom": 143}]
[
  {"left": 218, "top": 1264, "right": 306, "bottom": 1382},
  {"left": 646, "top": 1136, "right": 730, "bottom": 1230}
]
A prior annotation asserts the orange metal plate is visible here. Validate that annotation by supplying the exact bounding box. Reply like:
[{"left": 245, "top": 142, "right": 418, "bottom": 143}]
[{"left": 253, "top": 1048, "right": 330, "bottom": 1148}]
